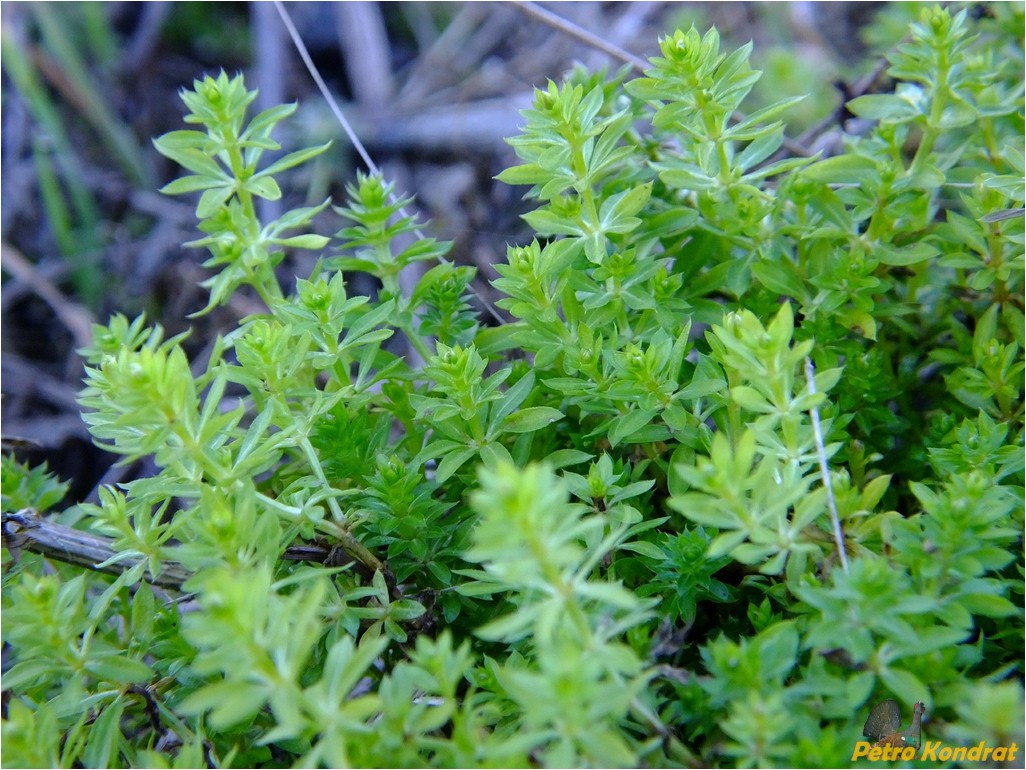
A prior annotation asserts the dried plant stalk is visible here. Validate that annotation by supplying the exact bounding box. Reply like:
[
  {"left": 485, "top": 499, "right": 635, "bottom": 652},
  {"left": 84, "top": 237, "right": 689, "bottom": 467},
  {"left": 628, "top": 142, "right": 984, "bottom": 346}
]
[{"left": 2, "top": 509, "right": 349, "bottom": 591}]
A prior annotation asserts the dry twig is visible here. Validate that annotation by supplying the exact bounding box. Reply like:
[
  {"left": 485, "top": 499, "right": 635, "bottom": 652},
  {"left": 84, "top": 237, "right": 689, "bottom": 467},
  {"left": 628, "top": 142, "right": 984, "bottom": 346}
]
[{"left": 2, "top": 508, "right": 359, "bottom": 592}]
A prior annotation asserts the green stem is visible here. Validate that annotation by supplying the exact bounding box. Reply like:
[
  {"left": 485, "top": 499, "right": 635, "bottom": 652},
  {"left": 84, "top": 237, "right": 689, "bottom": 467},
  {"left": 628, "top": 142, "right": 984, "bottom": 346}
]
[
  {"left": 224, "top": 135, "right": 283, "bottom": 306},
  {"left": 400, "top": 306, "right": 435, "bottom": 362},
  {"left": 910, "top": 50, "right": 950, "bottom": 176},
  {"left": 532, "top": 534, "right": 593, "bottom": 643},
  {"left": 716, "top": 137, "right": 733, "bottom": 185},
  {"left": 299, "top": 436, "right": 348, "bottom": 525},
  {"left": 725, "top": 368, "right": 743, "bottom": 447}
]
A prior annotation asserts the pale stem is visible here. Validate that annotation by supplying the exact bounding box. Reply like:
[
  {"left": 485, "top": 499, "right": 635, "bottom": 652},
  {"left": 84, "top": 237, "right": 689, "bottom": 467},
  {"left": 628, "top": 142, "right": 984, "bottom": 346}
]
[{"left": 804, "top": 357, "right": 849, "bottom": 573}]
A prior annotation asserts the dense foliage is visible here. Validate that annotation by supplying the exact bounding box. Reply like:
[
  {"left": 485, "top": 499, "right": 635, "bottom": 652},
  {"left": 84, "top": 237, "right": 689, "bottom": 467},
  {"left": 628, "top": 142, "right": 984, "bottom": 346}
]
[{"left": 3, "top": 6, "right": 1023, "bottom": 767}]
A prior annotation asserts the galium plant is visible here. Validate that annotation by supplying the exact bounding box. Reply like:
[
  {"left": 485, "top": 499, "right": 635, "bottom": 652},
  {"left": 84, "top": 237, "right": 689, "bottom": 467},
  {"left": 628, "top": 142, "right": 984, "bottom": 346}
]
[{"left": 2, "top": 6, "right": 1023, "bottom": 767}]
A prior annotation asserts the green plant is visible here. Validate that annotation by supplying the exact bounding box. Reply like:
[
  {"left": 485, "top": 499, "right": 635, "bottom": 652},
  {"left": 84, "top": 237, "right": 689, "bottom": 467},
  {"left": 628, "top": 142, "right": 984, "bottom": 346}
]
[{"left": 2, "top": 6, "right": 1023, "bottom": 767}]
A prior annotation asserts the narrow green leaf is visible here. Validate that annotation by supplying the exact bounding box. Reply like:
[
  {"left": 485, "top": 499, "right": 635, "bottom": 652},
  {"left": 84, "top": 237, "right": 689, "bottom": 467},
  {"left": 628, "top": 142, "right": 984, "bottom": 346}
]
[
  {"left": 848, "top": 93, "right": 919, "bottom": 122},
  {"left": 500, "top": 406, "right": 563, "bottom": 434},
  {"left": 476, "top": 610, "right": 535, "bottom": 642},
  {"left": 803, "top": 154, "right": 878, "bottom": 184},
  {"left": 152, "top": 129, "right": 211, "bottom": 150},
  {"left": 607, "top": 409, "right": 658, "bottom": 447},
  {"left": 196, "top": 186, "right": 233, "bottom": 218},
  {"left": 618, "top": 540, "right": 666, "bottom": 560},
  {"left": 152, "top": 141, "right": 226, "bottom": 178},
  {"left": 491, "top": 371, "right": 536, "bottom": 425},
  {"left": 241, "top": 102, "right": 298, "bottom": 141},
  {"left": 181, "top": 681, "right": 268, "bottom": 729},
  {"left": 84, "top": 655, "right": 152, "bottom": 684},
  {"left": 880, "top": 668, "right": 928, "bottom": 705},
  {"left": 958, "top": 593, "right": 1018, "bottom": 617},
  {"left": 245, "top": 176, "right": 282, "bottom": 201},
  {"left": 496, "top": 163, "right": 548, "bottom": 185},
  {"left": 83, "top": 696, "right": 125, "bottom": 769},
  {"left": 751, "top": 260, "right": 808, "bottom": 300},
  {"left": 435, "top": 446, "right": 479, "bottom": 483},
  {"left": 874, "top": 242, "right": 937, "bottom": 266},
  {"left": 159, "top": 175, "right": 229, "bottom": 195},
  {"left": 731, "top": 386, "right": 775, "bottom": 413},
  {"left": 522, "top": 209, "right": 584, "bottom": 236},
  {"left": 270, "top": 234, "right": 330, "bottom": 249},
  {"left": 130, "top": 584, "right": 156, "bottom": 648},
  {"left": 598, "top": 183, "right": 652, "bottom": 230},
  {"left": 545, "top": 449, "right": 593, "bottom": 469},
  {"left": 1, "top": 660, "right": 58, "bottom": 691},
  {"left": 252, "top": 142, "right": 332, "bottom": 179}
]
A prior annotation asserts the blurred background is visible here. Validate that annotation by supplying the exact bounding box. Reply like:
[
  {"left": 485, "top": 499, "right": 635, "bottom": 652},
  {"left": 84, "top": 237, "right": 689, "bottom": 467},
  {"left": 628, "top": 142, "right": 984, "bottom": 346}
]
[{"left": 1, "top": 1, "right": 926, "bottom": 498}]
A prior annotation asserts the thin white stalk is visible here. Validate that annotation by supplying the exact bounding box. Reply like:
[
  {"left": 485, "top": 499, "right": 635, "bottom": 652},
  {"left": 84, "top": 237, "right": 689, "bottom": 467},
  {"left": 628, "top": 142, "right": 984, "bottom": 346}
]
[
  {"left": 510, "top": 0, "right": 649, "bottom": 72},
  {"left": 273, "top": 1, "right": 504, "bottom": 325},
  {"left": 273, "top": 0, "right": 381, "bottom": 177},
  {"left": 804, "top": 357, "right": 849, "bottom": 573}
]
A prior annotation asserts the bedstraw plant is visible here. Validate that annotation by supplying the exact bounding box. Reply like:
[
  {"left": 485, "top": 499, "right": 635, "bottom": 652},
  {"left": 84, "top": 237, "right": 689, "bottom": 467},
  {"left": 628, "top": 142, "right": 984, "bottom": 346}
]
[{"left": 2, "top": 6, "right": 1023, "bottom": 767}]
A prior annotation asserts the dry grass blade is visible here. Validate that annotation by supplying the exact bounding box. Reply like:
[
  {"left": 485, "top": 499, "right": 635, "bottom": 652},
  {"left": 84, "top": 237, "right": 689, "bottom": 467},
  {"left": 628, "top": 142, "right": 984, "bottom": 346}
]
[
  {"left": 273, "top": 0, "right": 381, "bottom": 177},
  {"left": 0, "top": 241, "right": 95, "bottom": 348},
  {"left": 273, "top": 0, "right": 504, "bottom": 325},
  {"left": 805, "top": 357, "right": 849, "bottom": 573},
  {"left": 511, "top": 0, "right": 650, "bottom": 72}
]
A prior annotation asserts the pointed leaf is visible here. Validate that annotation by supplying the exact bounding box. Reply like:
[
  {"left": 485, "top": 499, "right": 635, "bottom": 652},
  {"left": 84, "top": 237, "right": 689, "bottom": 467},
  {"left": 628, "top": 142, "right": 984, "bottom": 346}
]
[
  {"left": 252, "top": 142, "right": 332, "bottom": 179},
  {"left": 500, "top": 406, "right": 563, "bottom": 434}
]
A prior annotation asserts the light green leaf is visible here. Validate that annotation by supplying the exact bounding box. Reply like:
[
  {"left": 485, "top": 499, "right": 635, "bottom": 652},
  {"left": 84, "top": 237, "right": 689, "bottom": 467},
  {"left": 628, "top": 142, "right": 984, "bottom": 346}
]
[
  {"left": 476, "top": 610, "right": 536, "bottom": 642},
  {"left": 252, "top": 142, "right": 331, "bottom": 179},
  {"left": 0, "top": 660, "right": 57, "bottom": 691},
  {"left": 435, "top": 446, "right": 479, "bottom": 483},
  {"left": 545, "top": 449, "right": 593, "bottom": 469},
  {"left": 957, "top": 593, "right": 1018, "bottom": 617},
  {"left": 848, "top": 93, "right": 920, "bottom": 122},
  {"left": 83, "top": 696, "right": 125, "bottom": 769},
  {"left": 84, "top": 655, "right": 152, "bottom": 684},
  {"left": 500, "top": 406, "right": 563, "bottom": 434},
  {"left": 617, "top": 540, "right": 666, "bottom": 559},
  {"left": 598, "top": 183, "right": 652, "bottom": 231},
  {"left": 159, "top": 175, "right": 230, "bottom": 195},
  {"left": 803, "top": 154, "right": 878, "bottom": 184},
  {"left": 880, "top": 667, "right": 928, "bottom": 706},
  {"left": 874, "top": 242, "right": 938, "bottom": 266},
  {"left": 751, "top": 259, "right": 808, "bottom": 300},
  {"left": 607, "top": 408, "right": 658, "bottom": 447},
  {"left": 496, "top": 163, "right": 547, "bottom": 185},
  {"left": 246, "top": 176, "right": 282, "bottom": 201},
  {"left": 196, "top": 186, "right": 234, "bottom": 218},
  {"left": 269, "top": 234, "right": 330, "bottom": 250},
  {"left": 574, "top": 581, "right": 641, "bottom": 609},
  {"left": 242, "top": 102, "right": 298, "bottom": 141},
  {"left": 522, "top": 209, "right": 584, "bottom": 236},
  {"left": 181, "top": 681, "right": 269, "bottom": 730},
  {"left": 731, "top": 386, "right": 775, "bottom": 413}
]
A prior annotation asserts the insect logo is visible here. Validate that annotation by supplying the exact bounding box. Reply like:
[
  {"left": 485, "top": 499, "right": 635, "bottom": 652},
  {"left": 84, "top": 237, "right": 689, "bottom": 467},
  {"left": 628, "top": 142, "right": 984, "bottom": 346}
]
[{"left": 862, "top": 699, "right": 925, "bottom": 749}]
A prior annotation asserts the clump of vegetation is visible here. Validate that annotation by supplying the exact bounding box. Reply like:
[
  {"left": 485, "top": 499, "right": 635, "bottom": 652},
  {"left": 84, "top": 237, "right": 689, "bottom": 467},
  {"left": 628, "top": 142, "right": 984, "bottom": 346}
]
[{"left": 2, "top": 6, "right": 1023, "bottom": 767}]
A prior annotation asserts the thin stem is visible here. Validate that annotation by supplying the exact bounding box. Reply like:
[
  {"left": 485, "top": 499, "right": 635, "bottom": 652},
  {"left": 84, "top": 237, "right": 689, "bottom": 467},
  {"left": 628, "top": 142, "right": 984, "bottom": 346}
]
[
  {"left": 222, "top": 132, "right": 284, "bottom": 306},
  {"left": 804, "top": 357, "right": 849, "bottom": 573},
  {"left": 510, "top": 0, "right": 649, "bottom": 72},
  {"left": 725, "top": 368, "right": 743, "bottom": 448},
  {"left": 404, "top": 320, "right": 435, "bottom": 363},
  {"left": 274, "top": 0, "right": 504, "bottom": 325},
  {"left": 273, "top": 0, "right": 379, "bottom": 177}
]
